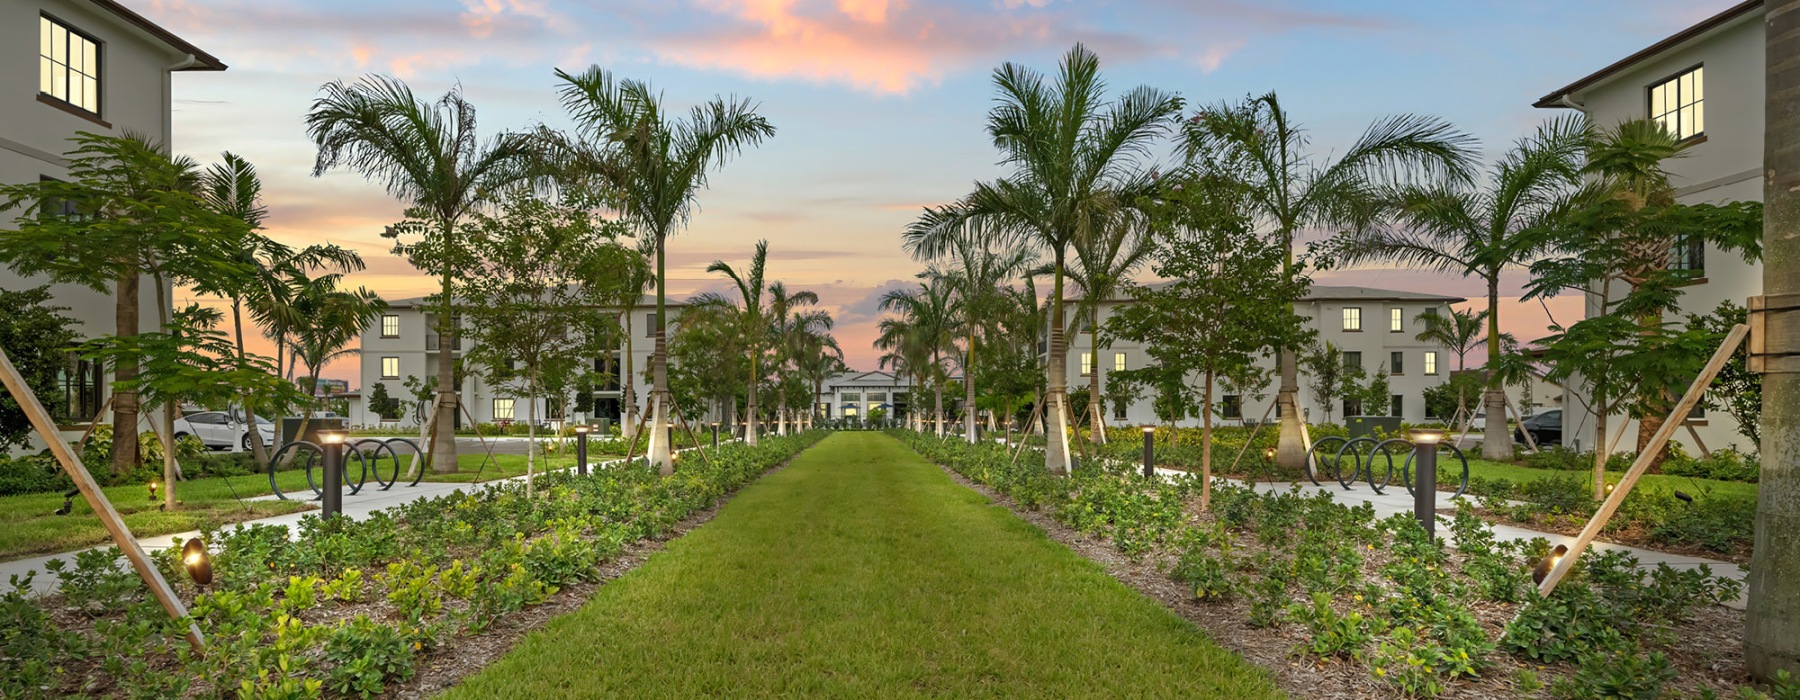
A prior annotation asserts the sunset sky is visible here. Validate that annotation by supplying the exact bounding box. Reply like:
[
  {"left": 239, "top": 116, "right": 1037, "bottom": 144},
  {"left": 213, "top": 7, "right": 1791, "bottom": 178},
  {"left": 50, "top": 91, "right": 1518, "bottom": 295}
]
[{"left": 142, "top": 0, "right": 1738, "bottom": 383}]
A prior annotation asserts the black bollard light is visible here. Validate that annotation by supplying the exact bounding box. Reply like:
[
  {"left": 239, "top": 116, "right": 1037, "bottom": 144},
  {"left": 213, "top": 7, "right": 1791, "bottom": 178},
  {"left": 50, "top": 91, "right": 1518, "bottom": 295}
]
[
  {"left": 711, "top": 421, "right": 720, "bottom": 448},
  {"left": 1142, "top": 426, "right": 1155, "bottom": 478},
  {"left": 573, "top": 424, "right": 590, "bottom": 476},
  {"left": 1409, "top": 428, "right": 1445, "bottom": 538},
  {"left": 318, "top": 429, "right": 349, "bottom": 519}
]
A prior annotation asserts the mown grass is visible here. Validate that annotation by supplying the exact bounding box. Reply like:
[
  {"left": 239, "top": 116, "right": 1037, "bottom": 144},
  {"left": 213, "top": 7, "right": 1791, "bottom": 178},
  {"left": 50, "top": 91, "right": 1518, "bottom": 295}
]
[
  {"left": 1464, "top": 458, "right": 1758, "bottom": 500},
  {"left": 0, "top": 469, "right": 314, "bottom": 561},
  {"left": 446, "top": 432, "right": 1284, "bottom": 699}
]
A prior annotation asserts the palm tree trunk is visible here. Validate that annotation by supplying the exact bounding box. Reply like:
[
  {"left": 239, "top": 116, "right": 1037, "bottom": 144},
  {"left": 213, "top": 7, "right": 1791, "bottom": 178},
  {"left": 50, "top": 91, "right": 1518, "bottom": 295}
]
[
  {"left": 1088, "top": 308, "right": 1104, "bottom": 445},
  {"left": 110, "top": 274, "right": 141, "bottom": 476},
  {"left": 1045, "top": 256, "right": 1072, "bottom": 475},
  {"left": 746, "top": 347, "right": 760, "bottom": 447},
  {"left": 1481, "top": 278, "right": 1512, "bottom": 460},
  {"left": 1275, "top": 236, "right": 1304, "bottom": 469},
  {"left": 623, "top": 309, "right": 636, "bottom": 442},
  {"left": 232, "top": 300, "right": 271, "bottom": 467},
  {"left": 431, "top": 233, "right": 459, "bottom": 474},
  {"left": 964, "top": 333, "right": 977, "bottom": 443},
  {"left": 650, "top": 235, "right": 673, "bottom": 475},
  {"left": 153, "top": 273, "right": 178, "bottom": 509}
]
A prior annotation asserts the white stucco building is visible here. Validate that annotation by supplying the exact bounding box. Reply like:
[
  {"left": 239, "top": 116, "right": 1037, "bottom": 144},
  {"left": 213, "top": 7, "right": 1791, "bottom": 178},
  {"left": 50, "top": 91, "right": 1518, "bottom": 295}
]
[
  {"left": 1, "top": 0, "right": 224, "bottom": 443},
  {"left": 1534, "top": 0, "right": 1764, "bottom": 453},
  {"left": 813, "top": 370, "right": 914, "bottom": 422},
  {"left": 1067, "top": 285, "right": 1464, "bottom": 428}
]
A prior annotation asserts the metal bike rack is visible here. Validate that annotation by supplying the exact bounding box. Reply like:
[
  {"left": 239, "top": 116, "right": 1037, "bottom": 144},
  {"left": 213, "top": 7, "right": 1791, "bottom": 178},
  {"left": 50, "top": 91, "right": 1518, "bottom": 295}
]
[{"left": 1306, "top": 434, "right": 1470, "bottom": 498}]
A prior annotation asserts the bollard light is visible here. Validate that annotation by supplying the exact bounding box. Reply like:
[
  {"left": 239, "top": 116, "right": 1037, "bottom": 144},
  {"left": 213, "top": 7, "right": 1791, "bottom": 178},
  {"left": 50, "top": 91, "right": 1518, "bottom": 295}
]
[
  {"left": 148, "top": 481, "right": 158, "bottom": 502},
  {"left": 181, "top": 537, "right": 213, "bottom": 587},
  {"left": 1531, "top": 544, "right": 1569, "bottom": 585},
  {"left": 1263, "top": 446, "right": 1276, "bottom": 462},
  {"left": 318, "top": 429, "right": 349, "bottom": 518},
  {"left": 573, "top": 424, "right": 591, "bottom": 476},
  {"left": 1408, "top": 428, "right": 1445, "bottom": 539},
  {"left": 1142, "top": 426, "right": 1155, "bottom": 479},
  {"left": 1604, "top": 482, "right": 1615, "bottom": 496},
  {"left": 711, "top": 421, "right": 720, "bottom": 448}
]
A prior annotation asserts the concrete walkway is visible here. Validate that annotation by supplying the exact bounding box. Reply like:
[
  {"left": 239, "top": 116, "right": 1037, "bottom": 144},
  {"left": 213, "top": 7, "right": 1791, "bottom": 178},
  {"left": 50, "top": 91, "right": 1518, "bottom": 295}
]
[{"left": 1, "top": 444, "right": 728, "bottom": 598}]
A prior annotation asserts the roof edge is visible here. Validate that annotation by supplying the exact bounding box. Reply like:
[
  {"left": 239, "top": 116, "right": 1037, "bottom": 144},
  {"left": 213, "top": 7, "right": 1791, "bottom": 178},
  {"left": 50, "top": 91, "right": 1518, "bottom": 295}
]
[
  {"left": 87, "top": 0, "right": 228, "bottom": 71},
  {"left": 1533, "top": 0, "right": 1759, "bottom": 109}
]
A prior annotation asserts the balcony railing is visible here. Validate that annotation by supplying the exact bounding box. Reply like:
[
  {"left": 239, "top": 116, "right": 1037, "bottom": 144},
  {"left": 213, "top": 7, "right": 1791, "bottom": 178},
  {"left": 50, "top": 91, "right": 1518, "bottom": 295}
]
[{"left": 425, "top": 335, "right": 462, "bottom": 351}]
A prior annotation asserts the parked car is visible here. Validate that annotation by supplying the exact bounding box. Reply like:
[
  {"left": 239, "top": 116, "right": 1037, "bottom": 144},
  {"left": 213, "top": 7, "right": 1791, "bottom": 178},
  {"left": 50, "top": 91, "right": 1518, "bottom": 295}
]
[
  {"left": 1515, "top": 409, "right": 1563, "bottom": 446},
  {"left": 172, "top": 411, "right": 277, "bottom": 452}
]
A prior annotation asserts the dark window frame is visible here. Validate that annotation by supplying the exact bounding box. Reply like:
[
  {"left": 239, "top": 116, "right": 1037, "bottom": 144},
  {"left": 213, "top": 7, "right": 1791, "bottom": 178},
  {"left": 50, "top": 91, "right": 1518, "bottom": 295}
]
[
  {"left": 1646, "top": 63, "right": 1704, "bottom": 142},
  {"left": 38, "top": 12, "right": 104, "bottom": 120}
]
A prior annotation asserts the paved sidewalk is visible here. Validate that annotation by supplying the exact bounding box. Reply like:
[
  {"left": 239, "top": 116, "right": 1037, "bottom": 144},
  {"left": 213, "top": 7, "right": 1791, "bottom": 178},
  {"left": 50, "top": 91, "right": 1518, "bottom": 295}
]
[{"left": 1, "top": 445, "right": 726, "bottom": 598}]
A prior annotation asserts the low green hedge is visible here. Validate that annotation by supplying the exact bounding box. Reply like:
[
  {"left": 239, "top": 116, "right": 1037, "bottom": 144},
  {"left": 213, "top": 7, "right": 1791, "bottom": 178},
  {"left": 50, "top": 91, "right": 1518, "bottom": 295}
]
[{"left": 0, "top": 430, "right": 827, "bottom": 699}]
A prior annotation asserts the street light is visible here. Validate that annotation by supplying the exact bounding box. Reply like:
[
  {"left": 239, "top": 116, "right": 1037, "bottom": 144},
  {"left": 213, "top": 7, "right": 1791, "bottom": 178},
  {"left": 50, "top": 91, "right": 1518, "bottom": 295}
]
[
  {"left": 1409, "top": 428, "right": 1445, "bottom": 538},
  {"left": 573, "top": 424, "right": 591, "bottom": 476},
  {"left": 318, "top": 429, "right": 349, "bottom": 518},
  {"left": 181, "top": 537, "right": 212, "bottom": 587},
  {"left": 1142, "top": 426, "right": 1155, "bottom": 478}
]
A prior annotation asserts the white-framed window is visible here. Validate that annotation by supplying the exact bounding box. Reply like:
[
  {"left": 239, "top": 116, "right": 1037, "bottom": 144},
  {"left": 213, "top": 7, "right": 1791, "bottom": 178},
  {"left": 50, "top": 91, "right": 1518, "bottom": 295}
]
[
  {"left": 1080, "top": 352, "right": 1092, "bottom": 376},
  {"left": 1649, "top": 65, "right": 1703, "bottom": 141},
  {"left": 1390, "top": 308, "right": 1403, "bottom": 332},
  {"left": 40, "top": 15, "right": 101, "bottom": 116},
  {"left": 1424, "top": 351, "right": 1439, "bottom": 375},
  {"left": 1113, "top": 353, "right": 1126, "bottom": 372},
  {"left": 380, "top": 357, "right": 399, "bottom": 379},
  {"left": 380, "top": 314, "right": 400, "bottom": 338},
  {"left": 1343, "top": 307, "right": 1362, "bottom": 332},
  {"left": 493, "top": 398, "right": 516, "bottom": 421}
]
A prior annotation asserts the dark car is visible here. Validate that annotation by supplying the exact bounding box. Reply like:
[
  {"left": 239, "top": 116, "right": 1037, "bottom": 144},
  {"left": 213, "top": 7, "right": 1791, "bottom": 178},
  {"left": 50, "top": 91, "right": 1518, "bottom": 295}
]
[{"left": 1516, "top": 409, "right": 1563, "bottom": 446}]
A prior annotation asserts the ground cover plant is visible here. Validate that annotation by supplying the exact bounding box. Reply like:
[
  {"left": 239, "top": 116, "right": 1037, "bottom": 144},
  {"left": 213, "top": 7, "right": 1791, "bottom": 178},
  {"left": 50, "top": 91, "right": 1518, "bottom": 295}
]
[
  {"left": 448, "top": 432, "right": 1285, "bottom": 699},
  {"left": 897, "top": 431, "right": 1786, "bottom": 699},
  {"left": 0, "top": 431, "right": 823, "bottom": 699}
]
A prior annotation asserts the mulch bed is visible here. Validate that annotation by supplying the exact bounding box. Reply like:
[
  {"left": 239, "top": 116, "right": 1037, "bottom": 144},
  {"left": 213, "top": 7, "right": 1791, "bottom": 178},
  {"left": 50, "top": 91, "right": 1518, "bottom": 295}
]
[{"left": 933, "top": 464, "right": 1755, "bottom": 700}]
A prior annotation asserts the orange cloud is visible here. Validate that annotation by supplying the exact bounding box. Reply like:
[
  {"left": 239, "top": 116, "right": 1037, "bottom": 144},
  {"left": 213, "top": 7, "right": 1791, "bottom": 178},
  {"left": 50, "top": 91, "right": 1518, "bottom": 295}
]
[{"left": 838, "top": 0, "right": 900, "bottom": 24}]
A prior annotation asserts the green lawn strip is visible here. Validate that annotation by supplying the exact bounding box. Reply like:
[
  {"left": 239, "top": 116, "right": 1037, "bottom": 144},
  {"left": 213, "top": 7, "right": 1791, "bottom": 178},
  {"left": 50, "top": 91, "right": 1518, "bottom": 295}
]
[
  {"left": 447, "top": 432, "right": 1283, "bottom": 699},
  {"left": 0, "top": 469, "right": 314, "bottom": 561},
  {"left": 1464, "top": 458, "right": 1757, "bottom": 500}
]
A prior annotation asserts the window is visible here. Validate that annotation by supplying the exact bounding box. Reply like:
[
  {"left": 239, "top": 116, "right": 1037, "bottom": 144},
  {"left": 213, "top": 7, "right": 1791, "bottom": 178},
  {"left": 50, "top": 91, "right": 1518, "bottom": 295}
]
[
  {"left": 1080, "top": 352, "right": 1092, "bottom": 376},
  {"left": 1671, "top": 235, "right": 1705, "bottom": 276},
  {"left": 1221, "top": 395, "right": 1242, "bottom": 420},
  {"left": 1113, "top": 353, "right": 1126, "bottom": 373},
  {"left": 1343, "top": 307, "right": 1362, "bottom": 331},
  {"left": 53, "top": 354, "right": 103, "bottom": 424},
  {"left": 646, "top": 313, "right": 656, "bottom": 338},
  {"left": 1390, "top": 308, "right": 1403, "bottom": 332},
  {"left": 1344, "top": 351, "right": 1363, "bottom": 370},
  {"left": 1112, "top": 399, "right": 1127, "bottom": 421},
  {"left": 380, "top": 314, "right": 400, "bottom": 338},
  {"left": 40, "top": 15, "right": 102, "bottom": 116},
  {"left": 1390, "top": 351, "right": 1404, "bottom": 375},
  {"left": 1343, "top": 398, "right": 1362, "bottom": 418},
  {"left": 493, "top": 398, "right": 515, "bottom": 421},
  {"left": 1422, "top": 307, "right": 1440, "bottom": 318},
  {"left": 1424, "top": 351, "right": 1439, "bottom": 375},
  {"left": 843, "top": 393, "right": 861, "bottom": 402},
  {"left": 380, "top": 357, "right": 399, "bottom": 379},
  {"left": 1649, "top": 66, "right": 1703, "bottom": 141},
  {"left": 1391, "top": 395, "right": 1405, "bottom": 418}
]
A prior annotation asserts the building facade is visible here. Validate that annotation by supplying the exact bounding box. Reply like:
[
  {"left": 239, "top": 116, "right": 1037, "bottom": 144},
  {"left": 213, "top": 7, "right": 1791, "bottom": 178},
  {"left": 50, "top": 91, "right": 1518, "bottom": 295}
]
[
  {"left": 1535, "top": 0, "right": 1763, "bottom": 453},
  {"left": 1067, "top": 285, "right": 1464, "bottom": 428},
  {"left": 357, "top": 296, "right": 684, "bottom": 429},
  {"left": 1, "top": 0, "right": 224, "bottom": 445},
  {"left": 814, "top": 370, "right": 913, "bottom": 422}
]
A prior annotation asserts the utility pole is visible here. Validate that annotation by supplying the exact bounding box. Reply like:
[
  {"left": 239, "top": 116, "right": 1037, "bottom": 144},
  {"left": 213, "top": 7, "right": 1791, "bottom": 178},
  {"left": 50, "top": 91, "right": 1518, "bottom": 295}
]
[{"left": 1748, "top": 0, "right": 1800, "bottom": 680}]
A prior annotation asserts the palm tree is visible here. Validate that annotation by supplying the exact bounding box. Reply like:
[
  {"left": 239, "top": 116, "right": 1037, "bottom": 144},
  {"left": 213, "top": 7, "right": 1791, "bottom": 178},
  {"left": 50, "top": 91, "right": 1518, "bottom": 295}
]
[
  {"left": 1415, "top": 308, "right": 1488, "bottom": 429},
  {"left": 1066, "top": 211, "right": 1154, "bottom": 443},
  {"left": 767, "top": 281, "right": 822, "bottom": 435},
  {"left": 907, "top": 44, "right": 1180, "bottom": 474},
  {"left": 548, "top": 67, "right": 774, "bottom": 474},
  {"left": 1334, "top": 116, "right": 1584, "bottom": 459},
  {"left": 879, "top": 278, "right": 961, "bottom": 437},
  {"left": 693, "top": 240, "right": 773, "bottom": 446},
  {"left": 905, "top": 223, "right": 1035, "bottom": 443},
  {"left": 306, "top": 76, "right": 536, "bottom": 473},
  {"left": 1182, "top": 92, "right": 1477, "bottom": 469},
  {"left": 613, "top": 237, "right": 655, "bottom": 441},
  {"left": 794, "top": 328, "right": 846, "bottom": 428},
  {"left": 285, "top": 270, "right": 386, "bottom": 440}
]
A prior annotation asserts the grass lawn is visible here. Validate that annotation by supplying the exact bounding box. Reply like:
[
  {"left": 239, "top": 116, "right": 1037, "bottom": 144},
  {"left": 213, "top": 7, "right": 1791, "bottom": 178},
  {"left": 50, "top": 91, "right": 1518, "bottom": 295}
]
[
  {"left": 446, "top": 432, "right": 1284, "bottom": 699},
  {"left": 0, "top": 469, "right": 314, "bottom": 561},
  {"left": 1464, "top": 458, "right": 1758, "bottom": 500}
]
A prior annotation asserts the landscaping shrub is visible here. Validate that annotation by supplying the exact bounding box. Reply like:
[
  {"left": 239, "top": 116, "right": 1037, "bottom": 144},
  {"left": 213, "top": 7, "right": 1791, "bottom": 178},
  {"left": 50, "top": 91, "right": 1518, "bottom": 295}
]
[
  {"left": 0, "top": 453, "right": 70, "bottom": 496},
  {"left": 1663, "top": 449, "right": 1760, "bottom": 483},
  {"left": 8, "top": 430, "right": 827, "bottom": 698}
]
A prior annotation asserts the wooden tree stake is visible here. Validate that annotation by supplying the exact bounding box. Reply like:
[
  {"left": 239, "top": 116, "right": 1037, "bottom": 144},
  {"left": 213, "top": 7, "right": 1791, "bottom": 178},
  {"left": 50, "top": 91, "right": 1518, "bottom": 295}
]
[
  {"left": 1537, "top": 323, "right": 1750, "bottom": 596},
  {"left": 0, "top": 346, "right": 204, "bottom": 652}
]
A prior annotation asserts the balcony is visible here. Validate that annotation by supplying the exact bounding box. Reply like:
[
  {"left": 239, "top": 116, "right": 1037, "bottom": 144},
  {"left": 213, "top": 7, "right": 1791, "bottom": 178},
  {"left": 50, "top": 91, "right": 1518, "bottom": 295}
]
[{"left": 425, "top": 335, "right": 462, "bottom": 352}]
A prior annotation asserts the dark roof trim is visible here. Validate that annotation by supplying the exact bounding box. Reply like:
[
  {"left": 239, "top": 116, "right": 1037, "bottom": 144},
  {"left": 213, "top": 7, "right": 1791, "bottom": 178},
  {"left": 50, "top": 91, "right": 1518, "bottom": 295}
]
[
  {"left": 1533, "top": 0, "right": 1758, "bottom": 108},
  {"left": 87, "top": 0, "right": 228, "bottom": 71}
]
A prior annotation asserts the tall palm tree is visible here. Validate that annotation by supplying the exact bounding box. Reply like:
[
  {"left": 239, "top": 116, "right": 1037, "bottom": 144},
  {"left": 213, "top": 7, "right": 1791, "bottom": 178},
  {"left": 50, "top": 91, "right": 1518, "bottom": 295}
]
[
  {"left": 1067, "top": 210, "right": 1154, "bottom": 443},
  {"left": 693, "top": 240, "right": 772, "bottom": 446},
  {"left": 1335, "top": 116, "right": 1584, "bottom": 459},
  {"left": 306, "top": 76, "right": 536, "bottom": 472},
  {"left": 795, "top": 328, "right": 846, "bottom": 428},
  {"left": 875, "top": 348, "right": 914, "bottom": 429},
  {"left": 908, "top": 44, "right": 1180, "bottom": 474},
  {"left": 905, "top": 223, "right": 1035, "bottom": 443},
  {"left": 285, "top": 270, "right": 386, "bottom": 439},
  {"left": 613, "top": 237, "right": 655, "bottom": 441},
  {"left": 1183, "top": 92, "right": 1477, "bottom": 468},
  {"left": 1415, "top": 307, "right": 1488, "bottom": 429},
  {"left": 549, "top": 67, "right": 774, "bottom": 474},
  {"left": 767, "top": 281, "right": 822, "bottom": 435},
  {"left": 879, "top": 278, "right": 961, "bottom": 437}
]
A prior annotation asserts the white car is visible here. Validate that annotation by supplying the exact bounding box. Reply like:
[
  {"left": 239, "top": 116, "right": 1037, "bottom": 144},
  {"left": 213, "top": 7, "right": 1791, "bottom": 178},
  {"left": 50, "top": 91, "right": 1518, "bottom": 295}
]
[{"left": 172, "top": 411, "right": 277, "bottom": 452}]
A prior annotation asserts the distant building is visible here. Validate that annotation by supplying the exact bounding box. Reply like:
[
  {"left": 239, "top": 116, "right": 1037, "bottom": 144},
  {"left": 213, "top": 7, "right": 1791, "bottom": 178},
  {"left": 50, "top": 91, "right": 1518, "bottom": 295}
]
[
  {"left": 1534, "top": 0, "right": 1762, "bottom": 452},
  {"left": 814, "top": 370, "right": 915, "bottom": 422},
  {"left": 298, "top": 377, "right": 350, "bottom": 396},
  {"left": 1067, "top": 284, "right": 1464, "bottom": 427},
  {"left": 1, "top": 0, "right": 224, "bottom": 447}
]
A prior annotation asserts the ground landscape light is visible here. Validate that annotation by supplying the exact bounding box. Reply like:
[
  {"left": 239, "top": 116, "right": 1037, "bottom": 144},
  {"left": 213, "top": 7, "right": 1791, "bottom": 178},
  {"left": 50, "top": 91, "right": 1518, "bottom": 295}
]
[
  {"left": 317, "top": 429, "right": 348, "bottom": 446},
  {"left": 181, "top": 537, "right": 212, "bottom": 587},
  {"left": 573, "top": 425, "right": 590, "bottom": 434},
  {"left": 1531, "top": 544, "right": 1570, "bottom": 585},
  {"left": 1263, "top": 446, "right": 1277, "bottom": 461},
  {"left": 148, "top": 481, "right": 158, "bottom": 502},
  {"left": 1408, "top": 428, "right": 1445, "bottom": 445}
]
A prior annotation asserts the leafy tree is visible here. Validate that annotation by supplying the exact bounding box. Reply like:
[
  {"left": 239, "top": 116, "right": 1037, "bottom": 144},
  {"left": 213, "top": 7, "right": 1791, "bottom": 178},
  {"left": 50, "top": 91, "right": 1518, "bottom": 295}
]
[
  {"left": 879, "top": 278, "right": 961, "bottom": 438},
  {"left": 307, "top": 76, "right": 537, "bottom": 473},
  {"left": 904, "top": 227, "right": 1034, "bottom": 444},
  {"left": 285, "top": 270, "right": 386, "bottom": 441},
  {"left": 1300, "top": 342, "right": 1361, "bottom": 425},
  {"left": 549, "top": 66, "right": 775, "bottom": 475},
  {"left": 1183, "top": 92, "right": 1476, "bottom": 469},
  {"left": 767, "top": 281, "right": 829, "bottom": 435},
  {"left": 693, "top": 240, "right": 775, "bottom": 447},
  {"left": 457, "top": 191, "right": 628, "bottom": 495},
  {"left": 1688, "top": 301, "right": 1761, "bottom": 447},
  {"left": 1106, "top": 174, "right": 1312, "bottom": 507},
  {"left": 907, "top": 44, "right": 1181, "bottom": 475},
  {"left": 1357, "top": 369, "right": 1392, "bottom": 418},
  {"left": 0, "top": 286, "right": 79, "bottom": 450},
  {"left": 1068, "top": 211, "right": 1154, "bottom": 444},
  {"left": 367, "top": 382, "right": 402, "bottom": 421},
  {"left": 1424, "top": 372, "right": 1485, "bottom": 423},
  {"left": 1414, "top": 308, "right": 1488, "bottom": 426},
  {"left": 1332, "top": 117, "right": 1584, "bottom": 458}
]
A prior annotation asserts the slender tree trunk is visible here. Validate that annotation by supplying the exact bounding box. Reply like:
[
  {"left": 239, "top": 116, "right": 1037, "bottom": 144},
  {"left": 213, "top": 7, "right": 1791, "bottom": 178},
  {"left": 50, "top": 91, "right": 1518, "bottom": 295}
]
[
  {"left": 1089, "top": 306, "right": 1105, "bottom": 445},
  {"left": 525, "top": 371, "right": 536, "bottom": 498},
  {"left": 110, "top": 274, "right": 141, "bottom": 476},
  {"left": 1202, "top": 370, "right": 1215, "bottom": 511},
  {"left": 1481, "top": 278, "right": 1512, "bottom": 460},
  {"left": 1748, "top": 0, "right": 1800, "bottom": 677},
  {"left": 746, "top": 345, "right": 760, "bottom": 447},
  {"left": 1276, "top": 233, "right": 1305, "bottom": 468},
  {"left": 232, "top": 300, "right": 271, "bottom": 467},
  {"left": 650, "top": 235, "right": 672, "bottom": 475},
  {"left": 623, "top": 309, "right": 636, "bottom": 442},
  {"left": 1045, "top": 255, "right": 1072, "bottom": 475},
  {"left": 431, "top": 226, "right": 459, "bottom": 473},
  {"left": 964, "top": 333, "right": 977, "bottom": 443},
  {"left": 153, "top": 274, "right": 177, "bottom": 508}
]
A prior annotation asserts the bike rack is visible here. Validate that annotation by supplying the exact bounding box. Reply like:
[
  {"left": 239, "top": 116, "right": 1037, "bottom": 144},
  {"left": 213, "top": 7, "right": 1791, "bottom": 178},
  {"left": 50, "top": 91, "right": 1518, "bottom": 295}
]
[{"left": 1305, "top": 434, "right": 1470, "bottom": 497}]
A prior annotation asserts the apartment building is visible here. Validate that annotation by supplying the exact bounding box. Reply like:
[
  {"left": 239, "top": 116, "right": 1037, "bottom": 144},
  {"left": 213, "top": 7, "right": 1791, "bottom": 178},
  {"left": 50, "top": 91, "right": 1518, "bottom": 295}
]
[
  {"left": 1067, "top": 285, "right": 1463, "bottom": 428},
  {"left": 1, "top": 1, "right": 224, "bottom": 443},
  {"left": 815, "top": 370, "right": 914, "bottom": 422},
  {"left": 358, "top": 296, "right": 685, "bottom": 428},
  {"left": 1534, "top": 0, "right": 1763, "bottom": 452}
]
